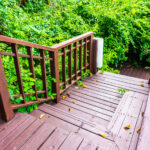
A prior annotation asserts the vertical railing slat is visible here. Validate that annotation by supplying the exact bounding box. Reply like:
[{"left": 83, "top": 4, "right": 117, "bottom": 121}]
[
  {"left": 11, "top": 44, "right": 25, "bottom": 103},
  {"left": 0, "top": 55, "right": 14, "bottom": 121},
  {"left": 79, "top": 40, "right": 83, "bottom": 76},
  {"left": 83, "top": 38, "right": 87, "bottom": 72},
  {"left": 68, "top": 45, "right": 72, "bottom": 84},
  {"left": 40, "top": 49, "right": 48, "bottom": 98},
  {"left": 74, "top": 42, "right": 77, "bottom": 80},
  {"left": 62, "top": 48, "right": 66, "bottom": 88},
  {"left": 27, "top": 46, "right": 38, "bottom": 100},
  {"left": 50, "top": 50, "right": 60, "bottom": 102}
]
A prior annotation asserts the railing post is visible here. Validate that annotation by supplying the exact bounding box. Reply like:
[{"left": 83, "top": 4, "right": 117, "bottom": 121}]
[
  {"left": 0, "top": 55, "right": 14, "bottom": 121},
  {"left": 50, "top": 50, "right": 60, "bottom": 103},
  {"left": 91, "top": 38, "right": 98, "bottom": 74}
]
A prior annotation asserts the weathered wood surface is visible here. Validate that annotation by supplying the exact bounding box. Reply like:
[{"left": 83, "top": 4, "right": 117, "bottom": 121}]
[{"left": 0, "top": 71, "right": 149, "bottom": 150}]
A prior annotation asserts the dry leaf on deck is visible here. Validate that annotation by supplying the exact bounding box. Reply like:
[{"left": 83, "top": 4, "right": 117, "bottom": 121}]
[
  {"left": 62, "top": 96, "right": 66, "bottom": 100},
  {"left": 69, "top": 108, "right": 72, "bottom": 112},
  {"left": 3, "top": 125, "right": 7, "bottom": 130},
  {"left": 140, "top": 81, "right": 144, "bottom": 83},
  {"left": 124, "top": 125, "right": 130, "bottom": 130},
  {"left": 142, "top": 112, "right": 144, "bottom": 117},
  {"left": 75, "top": 86, "right": 79, "bottom": 89},
  {"left": 93, "top": 80, "right": 98, "bottom": 82},
  {"left": 140, "top": 84, "right": 144, "bottom": 87},
  {"left": 83, "top": 84, "right": 87, "bottom": 88},
  {"left": 40, "top": 114, "right": 45, "bottom": 119},
  {"left": 98, "top": 132, "right": 106, "bottom": 138},
  {"left": 66, "top": 93, "right": 70, "bottom": 97},
  {"left": 72, "top": 101, "right": 76, "bottom": 104},
  {"left": 137, "top": 128, "right": 140, "bottom": 133}
]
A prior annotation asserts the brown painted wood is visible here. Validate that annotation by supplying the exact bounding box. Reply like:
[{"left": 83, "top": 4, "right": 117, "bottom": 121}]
[
  {"left": 20, "top": 123, "right": 56, "bottom": 150},
  {"left": 0, "top": 115, "right": 36, "bottom": 149},
  {"left": 27, "top": 46, "right": 38, "bottom": 100},
  {"left": 50, "top": 50, "right": 60, "bottom": 102},
  {"left": 59, "top": 133, "right": 83, "bottom": 150},
  {"left": 79, "top": 40, "right": 83, "bottom": 76},
  {"left": 5, "top": 119, "right": 43, "bottom": 150},
  {"left": 0, "top": 55, "right": 14, "bottom": 121},
  {"left": 40, "top": 128, "right": 69, "bottom": 150},
  {"left": 11, "top": 43, "right": 26, "bottom": 103},
  {"left": 62, "top": 47, "right": 66, "bottom": 88},
  {"left": 40, "top": 49, "right": 48, "bottom": 98},
  {"left": 0, "top": 35, "right": 55, "bottom": 51},
  {"left": 83, "top": 38, "right": 87, "bottom": 72},
  {"left": 68, "top": 45, "right": 72, "bottom": 84},
  {"left": 74, "top": 42, "right": 77, "bottom": 80}
]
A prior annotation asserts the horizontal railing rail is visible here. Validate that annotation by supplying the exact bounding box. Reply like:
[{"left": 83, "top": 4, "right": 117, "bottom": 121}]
[{"left": 0, "top": 32, "right": 95, "bottom": 121}]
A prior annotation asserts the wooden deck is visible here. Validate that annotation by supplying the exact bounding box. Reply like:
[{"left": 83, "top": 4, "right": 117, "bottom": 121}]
[{"left": 0, "top": 71, "right": 150, "bottom": 150}]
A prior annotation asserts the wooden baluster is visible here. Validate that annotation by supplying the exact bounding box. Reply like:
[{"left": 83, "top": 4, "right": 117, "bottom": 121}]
[
  {"left": 50, "top": 50, "right": 60, "bottom": 102},
  {"left": 62, "top": 48, "right": 66, "bottom": 88},
  {"left": 79, "top": 40, "right": 83, "bottom": 76},
  {"left": 83, "top": 38, "right": 87, "bottom": 72},
  {"left": 11, "top": 44, "right": 25, "bottom": 103},
  {"left": 0, "top": 55, "right": 14, "bottom": 121},
  {"left": 68, "top": 45, "right": 72, "bottom": 84},
  {"left": 27, "top": 46, "right": 38, "bottom": 100},
  {"left": 74, "top": 42, "right": 77, "bottom": 80},
  {"left": 40, "top": 49, "right": 48, "bottom": 98}
]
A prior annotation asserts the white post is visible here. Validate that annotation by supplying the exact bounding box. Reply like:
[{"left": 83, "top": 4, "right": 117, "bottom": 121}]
[{"left": 95, "top": 38, "right": 104, "bottom": 68}]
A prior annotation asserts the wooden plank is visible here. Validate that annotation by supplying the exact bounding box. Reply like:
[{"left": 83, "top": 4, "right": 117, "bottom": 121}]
[
  {"left": 0, "top": 114, "right": 29, "bottom": 142},
  {"left": 78, "top": 139, "right": 98, "bottom": 150},
  {"left": 89, "top": 73, "right": 150, "bottom": 88},
  {"left": 79, "top": 40, "right": 83, "bottom": 76},
  {"left": 69, "top": 90, "right": 118, "bottom": 108},
  {"left": 74, "top": 42, "right": 77, "bottom": 80},
  {"left": 59, "top": 133, "right": 83, "bottom": 150},
  {"left": 40, "top": 128, "right": 69, "bottom": 150},
  {"left": 83, "top": 38, "right": 87, "bottom": 72},
  {"left": 0, "top": 115, "right": 36, "bottom": 149},
  {"left": 63, "top": 96, "right": 115, "bottom": 112},
  {"left": 70, "top": 88, "right": 120, "bottom": 104},
  {"left": 5, "top": 119, "right": 43, "bottom": 150},
  {"left": 54, "top": 102, "right": 111, "bottom": 123},
  {"left": 60, "top": 97, "right": 114, "bottom": 117},
  {"left": 20, "top": 123, "right": 56, "bottom": 150}
]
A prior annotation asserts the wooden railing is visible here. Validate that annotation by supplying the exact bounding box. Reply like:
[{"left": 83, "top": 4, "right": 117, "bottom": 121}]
[{"left": 0, "top": 32, "right": 96, "bottom": 121}]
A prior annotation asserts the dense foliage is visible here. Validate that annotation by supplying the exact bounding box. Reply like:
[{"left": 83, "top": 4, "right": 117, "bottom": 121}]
[{"left": 0, "top": 0, "right": 149, "bottom": 112}]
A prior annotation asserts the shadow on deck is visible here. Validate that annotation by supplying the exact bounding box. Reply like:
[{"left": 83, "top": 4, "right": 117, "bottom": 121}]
[{"left": 0, "top": 71, "right": 150, "bottom": 150}]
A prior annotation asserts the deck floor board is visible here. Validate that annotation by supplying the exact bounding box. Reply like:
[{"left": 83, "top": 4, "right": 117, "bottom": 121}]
[{"left": 0, "top": 71, "right": 149, "bottom": 150}]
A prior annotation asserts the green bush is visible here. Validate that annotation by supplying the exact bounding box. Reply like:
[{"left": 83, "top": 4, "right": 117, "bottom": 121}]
[{"left": 0, "top": 0, "right": 149, "bottom": 112}]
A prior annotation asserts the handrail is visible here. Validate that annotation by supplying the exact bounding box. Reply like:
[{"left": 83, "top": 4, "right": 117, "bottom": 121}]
[
  {"left": 0, "top": 32, "right": 95, "bottom": 121},
  {"left": 0, "top": 35, "right": 55, "bottom": 51}
]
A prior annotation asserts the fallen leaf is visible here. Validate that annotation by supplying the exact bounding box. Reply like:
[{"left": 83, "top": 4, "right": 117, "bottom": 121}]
[
  {"left": 98, "top": 132, "right": 106, "bottom": 138},
  {"left": 3, "top": 125, "right": 7, "bottom": 130},
  {"left": 72, "top": 101, "right": 76, "bottom": 104},
  {"left": 137, "top": 128, "right": 140, "bottom": 133},
  {"left": 124, "top": 125, "right": 130, "bottom": 130},
  {"left": 93, "top": 80, "right": 98, "bottom": 82},
  {"left": 140, "top": 81, "right": 144, "bottom": 83},
  {"left": 75, "top": 87, "right": 79, "bottom": 89},
  {"left": 142, "top": 112, "right": 144, "bottom": 117},
  {"left": 140, "top": 84, "right": 144, "bottom": 87},
  {"left": 83, "top": 84, "right": 87, "bottom": 88},
  {"left": 69, "top": 108, "right": 72, "bottom": 112},
  {"left": 62, "top": 96, "right": 66, "bottom": 100},
  {"left": 40, "top": 114, "right": 45, "bottom": 119},
  {"left": 66, "top": 93, "right": 70, "bottom": 97}
]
